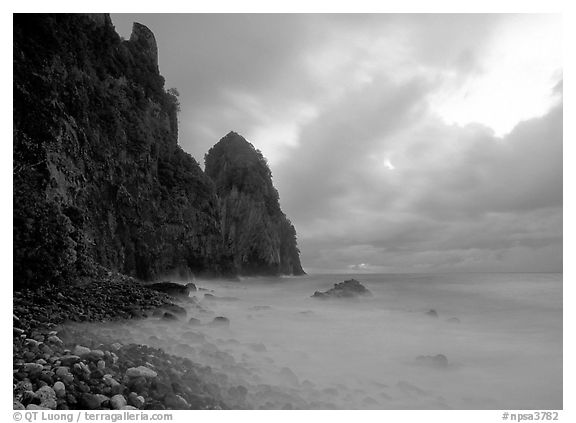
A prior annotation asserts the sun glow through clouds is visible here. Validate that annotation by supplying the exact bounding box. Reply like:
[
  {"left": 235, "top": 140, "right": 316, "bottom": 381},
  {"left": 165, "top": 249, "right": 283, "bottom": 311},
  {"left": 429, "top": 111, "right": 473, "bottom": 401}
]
[{"left": 430, "top": 14, "right": 562, "bottom": 137}]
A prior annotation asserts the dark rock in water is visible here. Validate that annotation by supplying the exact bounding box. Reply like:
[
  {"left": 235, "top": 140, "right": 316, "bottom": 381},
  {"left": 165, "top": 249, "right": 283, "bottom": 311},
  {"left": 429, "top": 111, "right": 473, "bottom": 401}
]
[
  {"left": 154, "top": 304, "right": 187, "bottom": 319},
  {"left": 161, "top": 312, "right": 178, "bottom": 321},
  {"left": 147, "top": 282, "right": 191, "bottom": 297},
  {"left": 209, "top": 317, "right": 230, "bottom": 327},
  {"left": 185, "top": 282, "right": 197, "bottom": 292},
  {"left": 312, "top": 279, "right": 372, "bottom": 299},
  {"left": 415, "top": 354, "right": 449, "bottom": 368},
  {"left": 425, "top": 309, "right": 439, "bottom": 318}
]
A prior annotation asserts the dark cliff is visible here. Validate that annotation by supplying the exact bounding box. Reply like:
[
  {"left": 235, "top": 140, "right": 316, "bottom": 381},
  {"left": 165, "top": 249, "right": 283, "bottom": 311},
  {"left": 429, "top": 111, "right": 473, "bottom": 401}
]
[
  {"left": 13, "top": 14, "right": 303, "bottom": 288},
  {"left": 13, "top": 14, "right": 231, "bottom": 287},
  {"left": 205, "top": 132, "right": 305, "bottom": 276}
]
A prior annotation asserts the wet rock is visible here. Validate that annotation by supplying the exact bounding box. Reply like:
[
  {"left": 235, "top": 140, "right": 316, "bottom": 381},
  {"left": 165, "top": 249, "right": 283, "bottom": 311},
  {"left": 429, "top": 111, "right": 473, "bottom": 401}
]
[
  {"left": 73, "top": 345, "right": 92, "bottom": 357},
  {"left": 155, "top": 304, "right": 187, "bottom": 319},
  {"left": 312, "top": 279, "right": 372, "bottom": 299},
  {"left": 26, "top": 404, "right": 50, "bottom": 410},
  {"left": 415, "top": 354, "right": 449, "bottom": 369},
  {"left": 185, "top": 282, "right": 197, "bottom": 292},
  {"left": 23, "top": 362, "right": 44, "bottom": 377},
  {"left": 14, "top": 381, "right": 33, "bottom": 395},
  {"left": 110, "top": 394, "right": 127, "bottom": 409},
  {"left": 79, "top": 393, "right": 102, "bottom": 409},
  {"left": 21, "top": 390, "right": 38, "bottom": 405},
  {"left": 426, "top": 309, "right": 439, "bottom": 318},
  {"left": 72, "top": 362, "right": 91, "bottom": 379},
  {"left": 209, "top": 316, "right": 230, "bottom": 327},
  {"left": 126, "top": 366, "right": 157, "bottom": 378},
  {"left": 47, "top": 335, "right": 64, "bottom": 346},
  {"left": 95, "top": 394, "right": 110, "bottom": 407},
  {"left": 83, "top": 350, "right": 105, "bottom": 362},
  {"left": 103, "top": 375, "right": 120, "bottom": 387},
  {"left": 164, "top": 393, "right": 190, "bottom": 409},
  {"left": 128, "top": 392, "right": 145, "bottom": 408},
  {"left": 25, "top": 339, "right": 41, "bottom": 348},
  {"left": 60, "top": 355, "right": 81, "bottom": 367},
  {"left": 110, "top": 343, "right": 123, "bottom": 351},
  {"left": 55, "top": 367, "right": 73, "bottom": 384},
  {"left": 39, "top": 370, "right": 55, "bottom": 385},
  {"left": 161, "top": 312, "right": 178, "bottom": 321},
  {"left": 53, "top": 381, "right": 66, "bottom": 398},
  {"left": 127, "top": 376, "right": 147, "bottom": 394}
]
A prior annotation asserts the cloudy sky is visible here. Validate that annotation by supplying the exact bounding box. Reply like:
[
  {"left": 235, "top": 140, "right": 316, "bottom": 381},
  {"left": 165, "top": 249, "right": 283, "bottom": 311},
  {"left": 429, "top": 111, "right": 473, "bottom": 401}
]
[{"left": 112, "top": 14, "right": 562, "bottom": 274}]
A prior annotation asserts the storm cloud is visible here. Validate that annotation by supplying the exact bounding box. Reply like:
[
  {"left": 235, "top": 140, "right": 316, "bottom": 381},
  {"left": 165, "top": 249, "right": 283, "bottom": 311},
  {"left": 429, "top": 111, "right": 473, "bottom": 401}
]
[{"left": 111, "top": 13, "right": 562, "bottom": 273}]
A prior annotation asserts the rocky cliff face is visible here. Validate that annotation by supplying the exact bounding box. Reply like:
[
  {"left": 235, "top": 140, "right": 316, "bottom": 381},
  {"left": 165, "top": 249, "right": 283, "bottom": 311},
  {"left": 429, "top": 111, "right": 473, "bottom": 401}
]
[
  {"left": 13, "top": 14, "right": 303, "bottom": 288},
  {"left": 13, "top": 14, "right": 231, "bottom": 287},
  {"left": 205, "top": 132, "right": 305, "bottom": 276}
]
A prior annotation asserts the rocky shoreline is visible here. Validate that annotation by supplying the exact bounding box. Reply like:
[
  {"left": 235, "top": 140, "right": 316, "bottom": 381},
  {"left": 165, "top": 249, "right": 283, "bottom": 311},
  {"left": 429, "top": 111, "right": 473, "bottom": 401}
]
[{"left": 13, "top": 274, "right": 235, "bottom": 410}]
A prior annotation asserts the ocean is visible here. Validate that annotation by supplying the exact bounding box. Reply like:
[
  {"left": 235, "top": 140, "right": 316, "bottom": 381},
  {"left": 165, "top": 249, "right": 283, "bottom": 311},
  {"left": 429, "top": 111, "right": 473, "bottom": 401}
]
[{"left": 69, "top": 273, "right": 562, "bottom": 409}]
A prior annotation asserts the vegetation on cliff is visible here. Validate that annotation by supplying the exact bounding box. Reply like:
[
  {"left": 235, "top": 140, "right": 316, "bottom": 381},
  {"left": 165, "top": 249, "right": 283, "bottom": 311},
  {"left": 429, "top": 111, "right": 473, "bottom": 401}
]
[
  {"left": 205, "top": 132, "right": 305, "bottom": 276},
  {"left": 13, "top": 14, "right": 303, "bottom": 289},
  {"left": 13, "top": 14, "right": 231, "bottom": 288}
]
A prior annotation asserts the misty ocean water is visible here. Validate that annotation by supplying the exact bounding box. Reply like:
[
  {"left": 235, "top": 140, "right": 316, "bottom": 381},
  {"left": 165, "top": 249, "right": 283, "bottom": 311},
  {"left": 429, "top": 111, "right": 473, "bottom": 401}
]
[{"left": 71, "top": 273, "right": 562, "bottom": 409}]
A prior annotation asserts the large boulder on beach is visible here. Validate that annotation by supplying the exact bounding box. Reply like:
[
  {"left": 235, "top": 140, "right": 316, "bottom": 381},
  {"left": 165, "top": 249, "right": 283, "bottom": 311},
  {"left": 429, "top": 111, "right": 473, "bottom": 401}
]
[{"left": 312, "top": 279, "right": 372, "bottom": 299}]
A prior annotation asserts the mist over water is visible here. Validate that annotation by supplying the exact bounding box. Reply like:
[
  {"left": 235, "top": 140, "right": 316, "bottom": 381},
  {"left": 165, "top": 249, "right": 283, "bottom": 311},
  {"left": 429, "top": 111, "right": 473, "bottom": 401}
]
[{"left": 68, "top": 273, "right": 562, "bottom": 409}]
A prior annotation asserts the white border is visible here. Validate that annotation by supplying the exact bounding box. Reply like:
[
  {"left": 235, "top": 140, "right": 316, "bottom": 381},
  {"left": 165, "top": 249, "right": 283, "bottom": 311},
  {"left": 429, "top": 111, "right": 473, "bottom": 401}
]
[{"left": 2, "top": 2, "right": 573, "bottom": 422}]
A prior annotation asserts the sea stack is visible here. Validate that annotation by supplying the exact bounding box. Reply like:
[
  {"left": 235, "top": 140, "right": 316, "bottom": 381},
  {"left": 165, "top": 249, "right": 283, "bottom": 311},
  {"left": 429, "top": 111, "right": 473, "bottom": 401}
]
[{"left": 205, "top": 131, "right": 305, "bottom": 276}]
